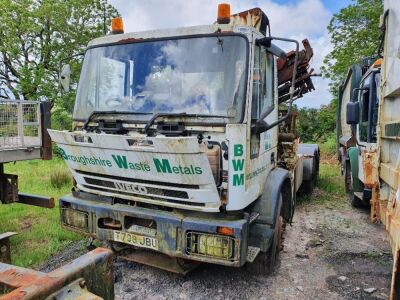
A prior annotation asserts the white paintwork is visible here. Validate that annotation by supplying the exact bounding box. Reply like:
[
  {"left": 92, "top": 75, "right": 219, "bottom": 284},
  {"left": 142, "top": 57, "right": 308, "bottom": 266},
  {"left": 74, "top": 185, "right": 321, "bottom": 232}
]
[
  {"left": 383, "top": 0, "right": 400, "bottom": 98},
  {"left": 89, "top": 24, "right": 255, "bottom": 47},
  {"left": 52, "top": 22, "right": 297, "bottom": 213}
]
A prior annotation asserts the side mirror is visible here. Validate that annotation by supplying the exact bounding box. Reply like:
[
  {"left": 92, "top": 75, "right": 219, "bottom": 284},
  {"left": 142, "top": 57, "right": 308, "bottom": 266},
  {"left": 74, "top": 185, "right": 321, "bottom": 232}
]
[
  {"left": 59, "top": 64, "right": 71, "bottom": 92},
  {"left": 346, "top": 102, "right": 360, "bottom": 124}
]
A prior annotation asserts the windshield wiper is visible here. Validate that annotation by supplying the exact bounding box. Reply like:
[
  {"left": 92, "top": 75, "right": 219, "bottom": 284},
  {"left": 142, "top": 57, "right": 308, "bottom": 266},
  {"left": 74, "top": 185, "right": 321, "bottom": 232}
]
[
  {"left": 83, "top": 110, "right": 151, "bottom": 131},
  {"left": 143, "top": 112, "right": 227, "bottom": 134}
]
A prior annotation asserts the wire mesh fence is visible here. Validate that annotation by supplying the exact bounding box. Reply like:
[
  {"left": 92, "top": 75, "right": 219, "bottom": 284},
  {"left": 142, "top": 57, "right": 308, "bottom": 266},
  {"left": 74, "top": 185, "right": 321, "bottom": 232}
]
[{"left": 0, "top": 100, "right": 41, "bottom": 149}]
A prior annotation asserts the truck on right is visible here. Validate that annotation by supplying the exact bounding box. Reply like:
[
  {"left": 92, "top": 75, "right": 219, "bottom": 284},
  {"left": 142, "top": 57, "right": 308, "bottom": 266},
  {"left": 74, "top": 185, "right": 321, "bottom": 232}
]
[{"left": 337, "top": 0, "right": 400, "bottom": 297}]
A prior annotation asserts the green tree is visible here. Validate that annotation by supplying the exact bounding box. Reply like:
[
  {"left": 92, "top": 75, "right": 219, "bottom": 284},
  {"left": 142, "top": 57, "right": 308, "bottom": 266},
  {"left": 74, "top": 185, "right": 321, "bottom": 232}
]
[
  {"left": 0, "top": 0, "right": 119, "bottom": 127},
  {"left": 295, "top": 100, "right": 337, "bottom": 143},
  {"left": 322, "top": 0, "right": 382, "bottom": 95}
]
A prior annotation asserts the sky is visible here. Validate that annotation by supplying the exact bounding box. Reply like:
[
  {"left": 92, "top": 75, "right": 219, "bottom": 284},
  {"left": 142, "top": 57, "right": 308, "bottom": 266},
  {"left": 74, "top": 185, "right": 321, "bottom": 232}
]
[{"left": 109, "top": 0, "right": 352, "bottom": 108}]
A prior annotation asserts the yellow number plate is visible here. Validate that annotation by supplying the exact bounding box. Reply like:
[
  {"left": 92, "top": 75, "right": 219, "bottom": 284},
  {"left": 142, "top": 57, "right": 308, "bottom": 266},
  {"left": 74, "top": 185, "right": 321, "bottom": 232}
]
[{"left": 113, "top": 231, "right": 158, "bottom": 250}]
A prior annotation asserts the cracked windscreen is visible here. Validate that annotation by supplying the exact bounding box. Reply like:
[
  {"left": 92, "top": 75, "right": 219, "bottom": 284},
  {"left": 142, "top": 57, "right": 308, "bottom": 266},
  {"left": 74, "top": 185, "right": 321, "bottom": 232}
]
[{"left": 74, "top": 35, "right": 248, "bottom": 123}]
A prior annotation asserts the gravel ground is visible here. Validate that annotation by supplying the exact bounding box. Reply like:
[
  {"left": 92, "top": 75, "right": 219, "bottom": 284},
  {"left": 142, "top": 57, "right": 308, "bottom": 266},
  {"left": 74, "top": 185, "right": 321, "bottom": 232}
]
[{"left": 39, "top": 188, "right": 393, "bottom": 300}]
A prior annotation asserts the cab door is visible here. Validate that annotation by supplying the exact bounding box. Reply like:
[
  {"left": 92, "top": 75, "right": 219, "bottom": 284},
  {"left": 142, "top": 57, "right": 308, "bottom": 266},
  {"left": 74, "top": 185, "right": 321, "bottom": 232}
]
[
  {"left": 356, "top": 71, "right": 380, "bottom": 188},
  {"left": 248, "top": 44, "right": 278, "bottom": 199}
]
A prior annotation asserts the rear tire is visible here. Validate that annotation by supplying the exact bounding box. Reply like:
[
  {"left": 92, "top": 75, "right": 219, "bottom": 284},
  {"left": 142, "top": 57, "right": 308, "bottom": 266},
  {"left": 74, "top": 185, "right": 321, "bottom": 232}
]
[
  {"left": 299, "top": 154, "right": 319, "bottom": 195},
  {"left": 299, "top": 179, "right": 314, "bottom": 195},
  {"left": 344, "top": 160, "right": 352, "bottom": 193},
  {"left": 246, "top": 198, "right": 284, "bottom": 275}
]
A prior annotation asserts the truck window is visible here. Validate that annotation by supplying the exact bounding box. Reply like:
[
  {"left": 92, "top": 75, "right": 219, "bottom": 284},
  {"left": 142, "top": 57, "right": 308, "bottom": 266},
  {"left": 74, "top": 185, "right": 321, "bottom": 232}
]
[
  {"left": 97, "top": 57, "right": 133, "bottom": 109},
  {"left": 74, "top": 35, "right": 248, "bottom": 124},
  {"left": 358, "top": 76, "right": 370, "bottom": 142},
  {"left": 358, "top": 72, "right": 380, "bottom": 143},
  {"left": 251, "top": 46, "right": 274, "bottom": 120},
  {"left": 371, "top": 73, "right": 380, "bottom": 142}
]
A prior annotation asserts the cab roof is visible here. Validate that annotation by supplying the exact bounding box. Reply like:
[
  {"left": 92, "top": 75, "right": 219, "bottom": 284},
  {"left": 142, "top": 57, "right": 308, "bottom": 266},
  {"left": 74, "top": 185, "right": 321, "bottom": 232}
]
[{"left": 88, "top": 24, "right": 262, "bottom": 48}]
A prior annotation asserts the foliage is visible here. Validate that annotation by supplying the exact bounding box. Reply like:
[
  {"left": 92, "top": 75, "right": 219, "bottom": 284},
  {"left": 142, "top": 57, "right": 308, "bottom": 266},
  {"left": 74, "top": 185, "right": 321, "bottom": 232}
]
[
  {"left": 295, "top": 100, "right": 337, "bottom": 144},
  {"left": 321, "top": 0, "right": 383, "bottom": 95},
  {"left": 320, "top": 132, "right": 337, "bottom": 157},
  {"left": 297, "top": 0, "right": 383, "bottom": 157},
  {"left": 50, "top": 168, "right": 71, "bottom": 188},
  {"left": 0, "top": 0, "right": 119, "bottom": 129}
]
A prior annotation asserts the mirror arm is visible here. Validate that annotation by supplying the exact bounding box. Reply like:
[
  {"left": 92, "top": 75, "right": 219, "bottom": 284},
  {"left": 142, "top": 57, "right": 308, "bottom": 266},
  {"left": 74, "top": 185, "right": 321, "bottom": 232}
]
[
  {"left": 352, "top": 87, "right": 368, "bottom": 102},
  {"left": 351, "top": 126, "right": 366, "bottom": 148},
  {"left": 257, "top": 37, "right": 300, "bottom": 132},
  {"left": 58, "top": 52, "right": 85, "bottom": 73}
]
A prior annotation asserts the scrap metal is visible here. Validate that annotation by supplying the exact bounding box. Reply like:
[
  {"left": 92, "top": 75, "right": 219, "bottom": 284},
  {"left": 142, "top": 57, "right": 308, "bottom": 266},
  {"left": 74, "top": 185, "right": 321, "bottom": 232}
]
[
  {"left": 0, "top": 233, "right": 16, "bottom": 264},
  {"left": 0, "top": 247, "right": 114, "bottom": 300},
  {"left": 277, "top": 39, "right": 316, "bottom": 103}
]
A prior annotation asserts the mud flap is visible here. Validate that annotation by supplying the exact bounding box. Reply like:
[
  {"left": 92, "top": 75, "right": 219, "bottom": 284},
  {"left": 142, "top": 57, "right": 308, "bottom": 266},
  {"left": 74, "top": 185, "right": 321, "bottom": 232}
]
[
  {"left": 247, "top": 223, "right": 274, "bottom": 252},
  {"left": 348, "top": 147, "right": 364, "bottom": 192}
]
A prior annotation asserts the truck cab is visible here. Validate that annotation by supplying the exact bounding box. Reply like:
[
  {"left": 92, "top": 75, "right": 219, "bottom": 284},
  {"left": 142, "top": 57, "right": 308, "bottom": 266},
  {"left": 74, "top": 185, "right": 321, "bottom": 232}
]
[
  {"left": 50, "top": 6, "right": 319, "bottom": 274},
  {"left": 342, "top": 59, "right": 381, "bottom": 207}
]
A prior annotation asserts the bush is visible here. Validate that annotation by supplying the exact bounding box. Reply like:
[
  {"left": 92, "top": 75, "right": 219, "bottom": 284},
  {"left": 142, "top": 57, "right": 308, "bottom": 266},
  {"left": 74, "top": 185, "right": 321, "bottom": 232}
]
[
  {"left": 320, "top": 132, "right": 337, "bottom": 158},
  {"left": 50, "top": 169, "right": 71, "bottom": 188}
]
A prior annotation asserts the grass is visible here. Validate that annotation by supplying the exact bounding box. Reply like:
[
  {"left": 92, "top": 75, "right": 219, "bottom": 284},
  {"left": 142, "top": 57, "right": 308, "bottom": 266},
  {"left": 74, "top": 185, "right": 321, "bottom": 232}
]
[
  {"left": 319, "top": 133, "right": 337, "bottom": 161},
  {"left": 298, "top": 163, "right": 347, "bottom": 207},
  {"left": 1, "top": 158, "right": 83, "bottom": 268}
]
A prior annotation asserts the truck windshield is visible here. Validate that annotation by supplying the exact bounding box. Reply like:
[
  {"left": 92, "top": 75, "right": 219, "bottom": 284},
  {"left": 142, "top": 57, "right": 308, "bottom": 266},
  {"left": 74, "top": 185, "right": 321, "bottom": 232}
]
[{"left": 74, "top": 35, "right": 248, "bottom": 123}]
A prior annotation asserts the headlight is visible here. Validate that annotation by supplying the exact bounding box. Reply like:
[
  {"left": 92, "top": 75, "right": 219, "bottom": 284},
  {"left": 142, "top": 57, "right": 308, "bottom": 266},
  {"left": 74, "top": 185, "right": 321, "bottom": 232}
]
[
  {"left": 186, "top": 231, "right": 234, "bottom": 260},
  {"left": 61, "top": 208, "right": 89, "bottom": 231}
]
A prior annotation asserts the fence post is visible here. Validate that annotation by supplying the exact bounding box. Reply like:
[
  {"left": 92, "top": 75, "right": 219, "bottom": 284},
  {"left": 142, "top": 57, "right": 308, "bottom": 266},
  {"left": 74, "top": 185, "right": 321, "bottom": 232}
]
[{"left": 17, "top": 101, "right": 24, "bottom": 147}]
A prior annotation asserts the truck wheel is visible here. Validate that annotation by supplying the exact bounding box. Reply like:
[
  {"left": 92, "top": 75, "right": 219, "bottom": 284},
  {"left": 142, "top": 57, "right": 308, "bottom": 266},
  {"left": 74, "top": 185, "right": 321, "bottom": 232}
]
[
  {"left": 299, "top": 179, "right": 314, "bottom": 195},
  {"left": 299, "top": 155, "right": 319, "bottom": 195},
  {"left": 344, "top": 160, "right": 352, "bottom": 193},
  {"left": 246, "top": 198, "right": 284, "bottom": 275},
  {"left": 350, "top": 193, "right": 364, "bottom": 208}
]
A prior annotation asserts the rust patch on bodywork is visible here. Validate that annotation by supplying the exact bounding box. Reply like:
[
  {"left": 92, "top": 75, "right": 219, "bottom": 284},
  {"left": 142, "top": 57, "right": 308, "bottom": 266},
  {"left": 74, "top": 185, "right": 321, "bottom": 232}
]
[
  {"left": 117, "top": 37, "right": 144, "bottom": 44},
  {"left": 361, "top": 149, "right": 379, "bottom": 189},
  {"left": 230, "top": 8, "right": 266, "bottom": 34}
]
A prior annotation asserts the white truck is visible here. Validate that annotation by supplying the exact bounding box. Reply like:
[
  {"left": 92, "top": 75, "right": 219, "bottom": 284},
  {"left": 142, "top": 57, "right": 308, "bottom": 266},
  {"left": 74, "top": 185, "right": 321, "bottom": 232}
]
[
  {"left": 49, "top": 5, "right": 319, "bottom": 274},
  {"left": 342, "top": 0, "right": 400, "bottom": 297}
]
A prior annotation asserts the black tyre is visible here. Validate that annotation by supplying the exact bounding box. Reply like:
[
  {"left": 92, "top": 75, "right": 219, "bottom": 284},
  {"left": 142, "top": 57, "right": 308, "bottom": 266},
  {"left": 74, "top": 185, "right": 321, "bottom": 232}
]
[
  {"left": 350, "top": 193, "right": 364, "bottom": 208},
  {"left": 299, "top": 179, "right": 314, "bottom": 195},
  {"left": 344, "top": 160, "right": 352, "bottom": 194},
  {"left": 246, "top": 198, "right": 284, "bottom": 275},
  {"left": 299, "top": 154, "right": 319, "bottom": 195}
]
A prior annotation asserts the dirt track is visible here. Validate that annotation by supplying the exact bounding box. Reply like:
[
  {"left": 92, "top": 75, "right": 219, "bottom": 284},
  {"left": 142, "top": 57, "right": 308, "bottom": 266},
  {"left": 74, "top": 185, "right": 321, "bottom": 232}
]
[{"left": 40, "top": 185, "right": 393, "bottom": 300}]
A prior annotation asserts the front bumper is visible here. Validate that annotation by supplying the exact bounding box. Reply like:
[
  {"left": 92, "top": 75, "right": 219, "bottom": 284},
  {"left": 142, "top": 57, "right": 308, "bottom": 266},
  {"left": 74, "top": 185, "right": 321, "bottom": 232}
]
[{"left": 60, "top": 192, "right": 249, "bottom": 267}]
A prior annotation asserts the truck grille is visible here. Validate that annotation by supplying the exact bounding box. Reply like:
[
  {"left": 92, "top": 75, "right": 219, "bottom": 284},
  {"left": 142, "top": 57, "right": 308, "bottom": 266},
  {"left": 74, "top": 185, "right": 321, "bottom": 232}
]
[
  {"left": 75, "top": 170, "right": 199, "bottom": 189},
  {"left": 82, "top": 185, "right": 205, "bottom": 207},
  {"left": 83, "top": 177, "right": 189, "bottom": 199}
]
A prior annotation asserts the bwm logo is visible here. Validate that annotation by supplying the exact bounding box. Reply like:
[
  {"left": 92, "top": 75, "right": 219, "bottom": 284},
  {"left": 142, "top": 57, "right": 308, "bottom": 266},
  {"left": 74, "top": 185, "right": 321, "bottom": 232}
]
[{"left": 232, "top": 144, "right": 244, "bottom": 186}]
